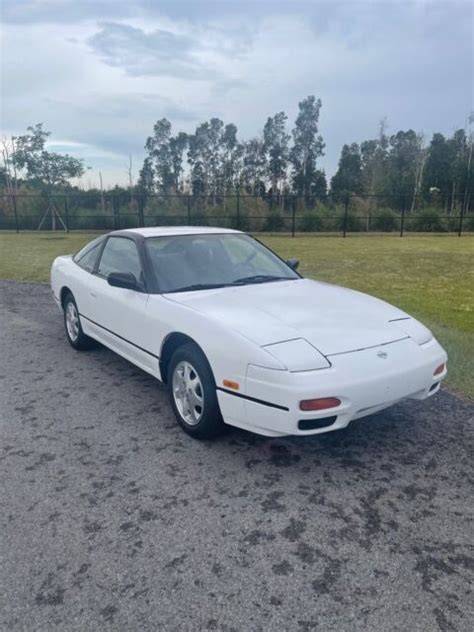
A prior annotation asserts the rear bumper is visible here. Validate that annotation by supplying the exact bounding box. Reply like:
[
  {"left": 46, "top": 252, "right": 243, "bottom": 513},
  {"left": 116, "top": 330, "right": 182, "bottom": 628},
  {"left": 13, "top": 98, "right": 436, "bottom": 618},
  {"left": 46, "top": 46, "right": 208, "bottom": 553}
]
[{"left": 217, "top": 337, "right": 447, "bottom": 437}]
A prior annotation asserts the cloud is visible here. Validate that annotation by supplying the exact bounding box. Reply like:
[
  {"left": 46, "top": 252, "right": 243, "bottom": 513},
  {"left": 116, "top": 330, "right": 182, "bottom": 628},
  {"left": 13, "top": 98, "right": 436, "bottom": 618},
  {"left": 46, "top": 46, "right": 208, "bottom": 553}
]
[
  {"left": 87, "top": 22, "right": 203, "bottom": 78},
  {"left": 1, "top": 0, "right": 132, "bottom": 24},
  {"left": 1, "top": 1, "right": 472, "bottom": 187}
]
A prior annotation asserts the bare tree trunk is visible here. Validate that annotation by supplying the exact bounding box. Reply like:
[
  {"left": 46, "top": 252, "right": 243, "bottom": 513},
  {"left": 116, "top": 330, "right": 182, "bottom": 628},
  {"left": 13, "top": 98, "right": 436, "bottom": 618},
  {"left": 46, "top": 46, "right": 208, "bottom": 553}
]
[
  {"left": 1, "top": 137, "right": 16, "bottom": 196},
  {"left": 11, "top": 136, "right": 19, "bottom": 193},
  {"left": 411, "top": 147, "right": 427, "bottom": 212},
  {"left": 463, "top": 132, "right": 473, "bottom": 213},
  {"left": 99, "top": 171, "right": 105, "bottom": 212}
]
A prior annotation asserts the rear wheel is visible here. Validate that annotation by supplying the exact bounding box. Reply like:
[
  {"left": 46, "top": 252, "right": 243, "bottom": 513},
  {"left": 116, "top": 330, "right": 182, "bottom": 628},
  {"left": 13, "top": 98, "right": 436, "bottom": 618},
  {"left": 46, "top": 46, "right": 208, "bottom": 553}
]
[
  {"left": 63, "top": 293, "right": 96, "bottom": 350},
  {"left": 168, "top": 342, "right": 225, "bottom": 439}
]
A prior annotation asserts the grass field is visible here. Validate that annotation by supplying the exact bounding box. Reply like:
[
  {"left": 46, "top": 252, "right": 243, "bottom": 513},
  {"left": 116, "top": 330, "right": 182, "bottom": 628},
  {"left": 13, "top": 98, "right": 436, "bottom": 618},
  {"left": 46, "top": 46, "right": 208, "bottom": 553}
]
[{"left": 0, "top": 232, "right": 473, "bottom": 397}]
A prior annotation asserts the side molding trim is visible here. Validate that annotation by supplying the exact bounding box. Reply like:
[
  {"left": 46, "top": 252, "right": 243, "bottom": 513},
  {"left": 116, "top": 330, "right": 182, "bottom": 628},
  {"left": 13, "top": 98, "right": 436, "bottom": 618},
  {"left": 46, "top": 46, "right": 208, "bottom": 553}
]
[
  {"left": 79, "top": 313, "right": 160, "bottom": 360},
  {"left": 216, "top": 387, "right": 289, "bottom": 411}
]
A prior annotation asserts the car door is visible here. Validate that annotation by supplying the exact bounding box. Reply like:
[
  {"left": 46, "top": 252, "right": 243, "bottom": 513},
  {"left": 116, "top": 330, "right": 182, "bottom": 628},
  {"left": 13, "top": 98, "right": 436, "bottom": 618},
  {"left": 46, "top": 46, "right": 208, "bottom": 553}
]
[
  {"left": 69, "top": 236, "right": 105, "bottom": 316},
  {"left": 85, "top": 235, "right": 158, "bottom": 376}
]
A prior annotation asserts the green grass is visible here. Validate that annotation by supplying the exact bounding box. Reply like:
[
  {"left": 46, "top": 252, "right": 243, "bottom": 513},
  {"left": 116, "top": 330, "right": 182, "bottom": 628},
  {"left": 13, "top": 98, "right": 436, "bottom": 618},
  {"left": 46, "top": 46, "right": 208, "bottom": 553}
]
[{"left": 1, "top": 232, "right": 473, "bottom": 397}]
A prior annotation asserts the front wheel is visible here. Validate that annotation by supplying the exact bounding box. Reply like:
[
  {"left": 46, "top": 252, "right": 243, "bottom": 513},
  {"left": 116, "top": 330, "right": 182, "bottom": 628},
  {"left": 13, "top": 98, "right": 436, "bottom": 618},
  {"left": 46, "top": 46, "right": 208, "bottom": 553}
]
[
  {"left": 168, "top": 342, "right": 225, "bottom": 439},
  {"left": 63, "top": 293, "right": 96, "bottom": 350}
]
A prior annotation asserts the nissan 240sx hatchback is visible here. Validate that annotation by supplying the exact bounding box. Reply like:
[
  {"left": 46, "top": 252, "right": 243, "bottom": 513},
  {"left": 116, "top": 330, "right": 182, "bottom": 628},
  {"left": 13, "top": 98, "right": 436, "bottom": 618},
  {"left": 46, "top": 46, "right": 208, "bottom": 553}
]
[{"left": 51, "top": 227, "right": 447, "bottom": 439}]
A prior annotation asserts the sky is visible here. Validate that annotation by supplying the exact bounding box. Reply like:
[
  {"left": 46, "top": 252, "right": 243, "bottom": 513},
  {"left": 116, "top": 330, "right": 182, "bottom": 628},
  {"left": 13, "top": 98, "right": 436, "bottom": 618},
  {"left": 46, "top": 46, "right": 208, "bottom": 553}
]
[{"left": 1, "top": 0, "right": 472, "bottom": 188}]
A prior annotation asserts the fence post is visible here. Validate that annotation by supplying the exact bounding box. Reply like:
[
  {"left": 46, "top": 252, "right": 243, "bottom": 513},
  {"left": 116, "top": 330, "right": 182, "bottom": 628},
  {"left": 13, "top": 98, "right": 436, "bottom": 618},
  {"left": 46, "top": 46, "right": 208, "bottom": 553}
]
[
  {"left": 343, "top": 194, "right": 349, "bottom": 238},
  {"left": 236, "top": 187, "right": 240, "bottom": 230},
  {"left": 458, "top": 204, "right": 464, "bottom": 237},
  {"left": 12, "top": 192, "right": 19, "bottom": 233},
  {"left": 64, "top": 196, "right": 69, "bottom": 233},
  {"left": 292, "top": 196, "right": 296, "bottom": 237},
  {"left": 187, "top": 195, "right": 191, "bottom": 224},
  {"left": 400, "top": 197, "right": 406, "bottom": 237}
]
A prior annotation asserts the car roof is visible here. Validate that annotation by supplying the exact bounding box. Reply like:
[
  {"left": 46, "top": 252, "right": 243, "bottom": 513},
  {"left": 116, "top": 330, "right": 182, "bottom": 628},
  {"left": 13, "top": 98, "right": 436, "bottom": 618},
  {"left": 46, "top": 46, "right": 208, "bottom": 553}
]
[{"left": 114, "top": 226, "right": 243, "bottom": 238}]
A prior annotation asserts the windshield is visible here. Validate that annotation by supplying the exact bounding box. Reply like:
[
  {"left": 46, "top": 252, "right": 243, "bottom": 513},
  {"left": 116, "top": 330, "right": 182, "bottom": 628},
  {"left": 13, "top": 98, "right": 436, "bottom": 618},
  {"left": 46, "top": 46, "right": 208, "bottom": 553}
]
[{"left": 145, "top": 233, "right": 299, "bottom": 293}]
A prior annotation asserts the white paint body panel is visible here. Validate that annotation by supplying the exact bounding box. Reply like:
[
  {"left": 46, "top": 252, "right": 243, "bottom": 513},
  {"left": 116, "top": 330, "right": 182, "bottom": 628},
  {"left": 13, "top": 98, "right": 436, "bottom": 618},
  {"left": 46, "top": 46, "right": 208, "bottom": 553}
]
[{"left": 50, "top": 228, "right": 447, "bottom": 437}]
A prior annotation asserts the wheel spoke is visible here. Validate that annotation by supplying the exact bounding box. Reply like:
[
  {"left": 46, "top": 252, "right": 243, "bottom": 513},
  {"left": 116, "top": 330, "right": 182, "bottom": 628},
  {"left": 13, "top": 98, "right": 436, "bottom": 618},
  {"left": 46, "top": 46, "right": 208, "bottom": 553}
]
[
  {"left": 66, "top": 302, "right": 79, "bottom": 342},
  {"left": 172, "top": 360, "right": 205, "bottom": 426},
  {"left": 188, "top": 389, "right": 202, "bottom": 409}
]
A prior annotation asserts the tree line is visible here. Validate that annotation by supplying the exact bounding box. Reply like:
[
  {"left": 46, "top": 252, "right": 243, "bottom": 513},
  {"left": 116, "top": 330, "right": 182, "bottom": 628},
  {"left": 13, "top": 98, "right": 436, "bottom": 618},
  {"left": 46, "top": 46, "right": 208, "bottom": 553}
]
[
  {"left": 138, "top": 96, "right": 326, "bottom": 201},
  {"left": 1, "top": 97, "right": 473, "bottom": 212}
]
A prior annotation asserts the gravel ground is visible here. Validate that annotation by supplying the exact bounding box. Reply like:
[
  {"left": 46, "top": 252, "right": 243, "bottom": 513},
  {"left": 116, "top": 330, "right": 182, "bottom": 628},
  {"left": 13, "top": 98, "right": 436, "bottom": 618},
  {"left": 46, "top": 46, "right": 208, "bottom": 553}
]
[{"left": 0, "top": 280, "right": 473, "bottom": 632}]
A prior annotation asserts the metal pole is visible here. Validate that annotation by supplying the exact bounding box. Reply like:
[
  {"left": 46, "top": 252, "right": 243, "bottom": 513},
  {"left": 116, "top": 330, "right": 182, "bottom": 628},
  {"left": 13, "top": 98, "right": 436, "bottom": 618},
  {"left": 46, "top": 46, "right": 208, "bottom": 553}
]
[
  {"left": 292, "top": 196, "right": 296, "bottom": 237},
  {"left": 400, "top": 197, "right": 405, "bottom": 237},
  {"left": 187, "top": 195, "right": 191, "bottom": 224},
  {"left": 12, "top": 193, "right": 19, "bottom": 233},
  {"left": 343, "top": 194, "right": 349, "bottom": 238},
  {"left": 64, "top": 196, "right": 69, "bottom": 233}
]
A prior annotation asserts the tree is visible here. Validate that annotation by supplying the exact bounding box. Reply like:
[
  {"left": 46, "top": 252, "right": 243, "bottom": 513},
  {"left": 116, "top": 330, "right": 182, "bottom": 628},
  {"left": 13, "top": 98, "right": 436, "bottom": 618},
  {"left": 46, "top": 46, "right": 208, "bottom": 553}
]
[
  {"left": 138, "top": 157, "right": 154, "bottom": 193},
  {"left": 1, "top": 135, "right": 19, "bottom": 196},
  {"left": 423, "top": 133, "right": 451, "bottom": 203},
  {"left": 463, "top": 112, "right": 474, "bottom": 212},
  {"left": 187, "top": 118, "right": 229, "bottom": 199},
  {"left": 12, "top": 123, "right": 86, "bottom": 191},
  {"left": 290, "top": 96, "right": 325, "bottom": 199},
  {"left": 207, "top": 117, "right": 225, "bottom": 198},
  {"left": 145, "top": 118, "right": 174, "bottom": 194},
  {"left": 423, "top": 125, "right": 473, "bottom": 211},
  {"left": 241, "top": 138, "right": 267, "bottom": 195},
  {"left": 188, "top": 121, "right": 213, "bottom": 196},
  {"left": 221, "top": 123, "right": 241, "bottom": 194},
  {"left": 449, "top": 128, "right": 468, "bottom": 211},
  {"left": 330, "top": 143, "right": 363, "bottom": 198},
  {"left": 386, "top": 129, "right": 421, "bottom": 206},
  {"left": 168, "top": 132, "right": 188, "bottom": 193},
  {"left": 360, "top": 119, "right": 390, "bottom": 200},
  {"left": 263, "top": 112, "right": 290, "bottom": 196},
  {"left": 311, "top": 169, "right": 328, "bottom": 198}
]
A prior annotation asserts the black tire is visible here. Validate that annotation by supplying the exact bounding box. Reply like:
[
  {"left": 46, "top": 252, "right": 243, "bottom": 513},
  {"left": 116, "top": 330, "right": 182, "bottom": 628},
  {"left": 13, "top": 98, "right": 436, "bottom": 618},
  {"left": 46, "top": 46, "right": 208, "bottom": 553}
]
[
  {"left": 167, "top": 342, "right": 225, "bottom": 439},
  {"left": 63, "top": 292, "right": 96, "bottom": 351}
]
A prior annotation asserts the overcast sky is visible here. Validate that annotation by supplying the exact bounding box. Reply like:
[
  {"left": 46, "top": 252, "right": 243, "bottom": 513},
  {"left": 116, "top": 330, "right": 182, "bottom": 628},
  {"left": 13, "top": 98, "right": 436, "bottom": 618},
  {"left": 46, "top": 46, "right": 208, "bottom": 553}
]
[{"left": 1, "top": 0, "right": 472, "bottom": 188}]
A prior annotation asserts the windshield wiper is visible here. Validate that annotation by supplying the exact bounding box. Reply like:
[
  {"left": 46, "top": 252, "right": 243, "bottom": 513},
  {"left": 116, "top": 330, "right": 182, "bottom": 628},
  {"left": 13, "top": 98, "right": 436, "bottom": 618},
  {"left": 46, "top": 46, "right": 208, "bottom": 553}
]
[
  {"left": 232, "top": 274, "right": 294, "bottom": 285},
  {"left": 165, "top": 283, "right": 232, "bottom": 293},
  {"left": 166, "top": 276, "right": 294, "bottom": 293}
]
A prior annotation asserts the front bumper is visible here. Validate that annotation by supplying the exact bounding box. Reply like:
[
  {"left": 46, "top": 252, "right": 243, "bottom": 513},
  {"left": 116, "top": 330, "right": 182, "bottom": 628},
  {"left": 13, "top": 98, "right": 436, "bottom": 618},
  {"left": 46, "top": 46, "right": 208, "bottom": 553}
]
[{"left": 217, "top": 337, "right": 447, "bottom": 437}]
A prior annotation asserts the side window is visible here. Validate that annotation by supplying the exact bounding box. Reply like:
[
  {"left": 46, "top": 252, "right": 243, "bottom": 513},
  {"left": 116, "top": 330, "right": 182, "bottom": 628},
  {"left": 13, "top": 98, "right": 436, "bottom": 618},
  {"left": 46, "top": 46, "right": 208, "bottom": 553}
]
[
  {"left": 97, "top": 237, "right": 143, "bottom": 284},
  {"left": 74, "top": 240, "right": 102, "bottom": 273}
]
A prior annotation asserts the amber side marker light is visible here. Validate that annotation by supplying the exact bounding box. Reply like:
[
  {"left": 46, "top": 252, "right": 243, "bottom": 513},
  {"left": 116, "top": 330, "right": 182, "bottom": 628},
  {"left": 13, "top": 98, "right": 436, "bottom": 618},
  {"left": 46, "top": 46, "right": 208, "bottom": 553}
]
[
  {"left": 300, "top": 397, "right": 341, "bottom": 412},
  {"left": 223, "top": 379, "right": 240, "bottom": 391},
  {"left": 434, "top": 363, "right": 446, "bottom": 376}
]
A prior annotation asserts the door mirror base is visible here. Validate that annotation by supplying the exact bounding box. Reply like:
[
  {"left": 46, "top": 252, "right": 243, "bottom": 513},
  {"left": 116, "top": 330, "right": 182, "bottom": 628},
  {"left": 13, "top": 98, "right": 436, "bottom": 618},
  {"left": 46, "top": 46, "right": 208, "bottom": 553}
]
[
  {"left": 286, "top": 258, "right": 299, "bottom": 271},
  {"left": 107, "top": 272, "right": 140, "bottom": 291}
]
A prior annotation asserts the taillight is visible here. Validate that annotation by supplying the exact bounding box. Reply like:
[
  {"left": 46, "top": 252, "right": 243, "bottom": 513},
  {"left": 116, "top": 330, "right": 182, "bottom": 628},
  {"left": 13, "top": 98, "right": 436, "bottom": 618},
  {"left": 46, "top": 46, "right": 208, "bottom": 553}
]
[
  {"left": 299, "top": 397, "right": 341, "bottom": 411},
  {"left": 434, "top": 363, "right": 445, "bottom": 376}
]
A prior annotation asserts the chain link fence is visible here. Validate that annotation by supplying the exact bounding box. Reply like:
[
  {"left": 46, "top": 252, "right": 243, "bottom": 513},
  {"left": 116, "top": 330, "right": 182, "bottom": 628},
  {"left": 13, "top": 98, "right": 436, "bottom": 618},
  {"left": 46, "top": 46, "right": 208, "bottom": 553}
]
[{"left": 0, "top": 192, "right": 472, "bottom": 236}]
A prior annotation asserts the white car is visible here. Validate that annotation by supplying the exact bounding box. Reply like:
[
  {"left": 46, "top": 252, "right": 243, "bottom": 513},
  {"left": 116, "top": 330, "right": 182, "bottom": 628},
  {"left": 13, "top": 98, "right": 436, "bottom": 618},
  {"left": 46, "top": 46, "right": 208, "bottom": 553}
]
[{"left": 51, "top": 227, "right": 447, "bottom": 439}]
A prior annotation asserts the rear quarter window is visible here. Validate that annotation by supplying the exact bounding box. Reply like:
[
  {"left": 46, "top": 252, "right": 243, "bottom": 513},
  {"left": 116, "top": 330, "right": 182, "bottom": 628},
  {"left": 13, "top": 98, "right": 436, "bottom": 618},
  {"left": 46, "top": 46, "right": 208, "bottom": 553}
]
[{"left": 73, "top": 238, "right": 104, "bottom": 273}]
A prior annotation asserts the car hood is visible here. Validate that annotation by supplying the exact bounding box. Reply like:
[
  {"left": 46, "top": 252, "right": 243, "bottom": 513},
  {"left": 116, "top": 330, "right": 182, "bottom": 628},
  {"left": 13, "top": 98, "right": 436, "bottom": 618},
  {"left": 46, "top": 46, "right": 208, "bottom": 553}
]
[{"left": 164, "top": 278, "right": 414, "bottom": 356}]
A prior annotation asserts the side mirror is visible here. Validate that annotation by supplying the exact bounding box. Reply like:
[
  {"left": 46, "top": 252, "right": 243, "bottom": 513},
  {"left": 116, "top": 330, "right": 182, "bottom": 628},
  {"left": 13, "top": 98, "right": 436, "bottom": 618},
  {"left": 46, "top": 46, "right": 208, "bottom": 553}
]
[
  {"left": 286, "top": 258, "right": 299, "bottom": 271},
  {"left": 107, "top": 272, "right": 139, "bottom": 291}
]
